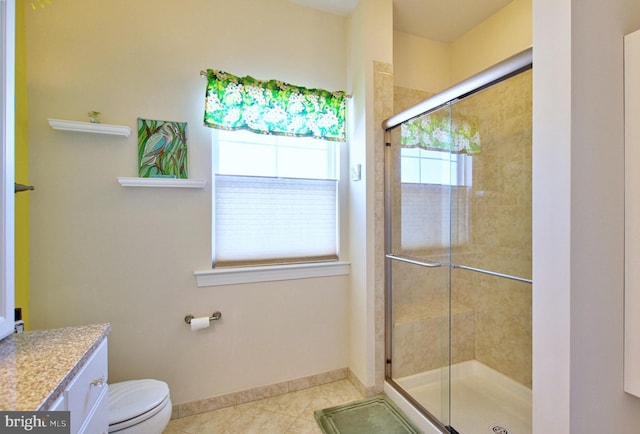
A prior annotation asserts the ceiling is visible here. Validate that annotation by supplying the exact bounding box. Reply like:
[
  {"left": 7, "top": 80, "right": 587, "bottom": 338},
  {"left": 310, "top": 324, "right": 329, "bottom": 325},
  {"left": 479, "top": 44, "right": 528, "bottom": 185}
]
[{"left": 289, "top": 0, "right": 514, "bottom": 43}]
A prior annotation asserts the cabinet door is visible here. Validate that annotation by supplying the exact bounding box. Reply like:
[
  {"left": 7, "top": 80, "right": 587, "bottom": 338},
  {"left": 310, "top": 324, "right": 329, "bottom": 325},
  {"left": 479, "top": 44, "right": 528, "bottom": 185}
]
[
  {"left": 65, "top": 339, "right": 108, "bottom": 434},
  {"left": 0, "top": 0, "right": 15, "bottom": 341}
]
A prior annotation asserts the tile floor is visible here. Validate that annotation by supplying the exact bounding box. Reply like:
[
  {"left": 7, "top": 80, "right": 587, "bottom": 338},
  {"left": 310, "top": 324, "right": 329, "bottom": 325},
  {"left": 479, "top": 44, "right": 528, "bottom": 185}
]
[{"left": 163, "top": 379, "right": 363, "bottom": 434}]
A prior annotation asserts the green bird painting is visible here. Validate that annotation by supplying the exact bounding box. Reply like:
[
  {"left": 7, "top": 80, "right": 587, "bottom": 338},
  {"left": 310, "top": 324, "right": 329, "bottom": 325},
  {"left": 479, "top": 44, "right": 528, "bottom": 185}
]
[{"left": 137, "top": 119, "right": 188, "bottom": 178}]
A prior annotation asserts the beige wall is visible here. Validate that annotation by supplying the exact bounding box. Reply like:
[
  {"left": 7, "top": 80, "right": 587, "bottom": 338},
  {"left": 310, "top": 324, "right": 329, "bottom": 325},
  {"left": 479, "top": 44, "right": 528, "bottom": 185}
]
[
  {"left": 346, "top": 0, "right": 393, "bottom": 394},
  {"left": 393, "top": 0, "right": 532, "bottom": 93},
  {"left": 26, "top": 0, "right": 350, "bottom": 406},
  {"left": 393, "top": 31, "right": 450, "bottom": 93},
  {"left": 533, "top": 0, "right": 640, "bottom": 432},
  {"left": 450, "top": 0, "right": 532, "bottom": 83}
]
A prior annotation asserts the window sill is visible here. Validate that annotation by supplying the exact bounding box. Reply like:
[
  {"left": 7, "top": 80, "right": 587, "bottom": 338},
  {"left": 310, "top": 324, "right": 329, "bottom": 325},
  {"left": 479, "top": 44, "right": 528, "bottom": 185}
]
[{"left": 194, "top": 261, "right": 350, "bottom": 287}]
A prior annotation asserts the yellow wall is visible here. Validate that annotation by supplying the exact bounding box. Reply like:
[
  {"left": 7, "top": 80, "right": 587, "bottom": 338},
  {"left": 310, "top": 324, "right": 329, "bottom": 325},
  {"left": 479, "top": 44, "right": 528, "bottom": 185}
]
[{"left": 15, "top": 0, "right": 29, "bottom": 329}]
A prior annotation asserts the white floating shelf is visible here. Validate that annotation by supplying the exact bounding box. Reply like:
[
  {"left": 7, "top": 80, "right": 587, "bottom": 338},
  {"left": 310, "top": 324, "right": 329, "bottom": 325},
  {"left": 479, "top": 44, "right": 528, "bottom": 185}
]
[
  {"left": 117, "top": 177, "right": 207, "bottom": 188},
  {"left": 49, "top": 118, "right": 132, "bottom": 137}
]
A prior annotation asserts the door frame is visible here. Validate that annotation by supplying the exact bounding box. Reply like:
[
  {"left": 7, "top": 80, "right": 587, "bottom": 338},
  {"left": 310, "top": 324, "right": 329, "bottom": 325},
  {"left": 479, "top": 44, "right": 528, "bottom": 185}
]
[{"left": 0, "top": 0, "right": 16, "bottom": 340}]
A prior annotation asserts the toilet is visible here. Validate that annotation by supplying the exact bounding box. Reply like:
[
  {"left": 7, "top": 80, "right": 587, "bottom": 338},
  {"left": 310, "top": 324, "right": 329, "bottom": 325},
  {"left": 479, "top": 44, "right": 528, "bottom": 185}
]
[{"left": 108, "top": 379, "right": 172, "bottom": 433}]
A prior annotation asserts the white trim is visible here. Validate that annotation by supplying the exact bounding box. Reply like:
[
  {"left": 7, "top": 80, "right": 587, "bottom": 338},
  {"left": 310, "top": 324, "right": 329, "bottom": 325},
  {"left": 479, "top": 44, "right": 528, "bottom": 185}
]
[
  {"left": 195, "top": 261, "right": 350, "bottom": 287},
  {"left": 625, "top": 28, "right": 640, "bottom": 398},
  {"left": 48, "top": 119, "right": 132, "bottom": 137},
  {"left": 117, "top": 177, "right": 207, "bottom": 188},
  {"left": 0, "top": 0, "right": 15, "bottom": 341}
]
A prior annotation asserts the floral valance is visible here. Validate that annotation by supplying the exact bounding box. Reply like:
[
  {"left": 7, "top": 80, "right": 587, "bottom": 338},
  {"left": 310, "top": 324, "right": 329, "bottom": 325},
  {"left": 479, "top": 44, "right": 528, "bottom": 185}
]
[
  {"left": 203, "top": 70, "right": 346, "bottom": 142},
  {"left": 401, "top": 113, "right": 481, "bottom": 154}
]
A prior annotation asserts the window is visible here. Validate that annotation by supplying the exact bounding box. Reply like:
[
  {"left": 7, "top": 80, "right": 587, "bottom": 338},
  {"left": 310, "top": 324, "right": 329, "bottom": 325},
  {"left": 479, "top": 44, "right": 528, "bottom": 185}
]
[
  {"left": 201, "top": 69, "right": 346, "bottom": 269},
  {"left": 213, "top": 130, "right": 339, "bottom": 267},
  {"left": 398, "top": 149, "right": 471, "bottom": 252},
  {"left": 397, "top": 109, "right": 475, "bottom": 252},
  {"left": 400, "top": 147, "right": 472, "bottom": 186}
]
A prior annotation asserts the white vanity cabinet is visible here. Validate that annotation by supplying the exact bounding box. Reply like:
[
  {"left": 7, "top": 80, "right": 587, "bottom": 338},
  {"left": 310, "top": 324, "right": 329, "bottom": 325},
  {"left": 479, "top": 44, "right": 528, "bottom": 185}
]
[
  {"left": 0, "top": 324, "right": 111, "bottom": 433},
  {"left": 48, "top": 339, "right": 109, "bottom": 434}
]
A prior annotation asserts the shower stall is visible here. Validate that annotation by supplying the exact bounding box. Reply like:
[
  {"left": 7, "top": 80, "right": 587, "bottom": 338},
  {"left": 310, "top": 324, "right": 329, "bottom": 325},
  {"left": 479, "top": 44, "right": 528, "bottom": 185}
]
[{"left": 382, "top": 49, "right": 532, "bottom": 434}]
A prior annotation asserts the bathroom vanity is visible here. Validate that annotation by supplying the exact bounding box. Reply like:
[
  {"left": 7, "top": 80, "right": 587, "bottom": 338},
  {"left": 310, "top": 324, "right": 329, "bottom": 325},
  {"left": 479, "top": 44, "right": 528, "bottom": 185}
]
[{"left": 0, "top": 323, "right": 111, "bottom": 433}]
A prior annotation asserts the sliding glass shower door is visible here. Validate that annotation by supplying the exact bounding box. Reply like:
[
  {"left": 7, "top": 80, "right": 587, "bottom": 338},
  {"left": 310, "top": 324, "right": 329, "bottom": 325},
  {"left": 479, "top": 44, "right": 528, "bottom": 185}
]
[
  {"left": 385, "top": 67, "right": 532, "bottom": 434},
  {"left": 385, "top": 103, "right": 454, "bottom": 429}
]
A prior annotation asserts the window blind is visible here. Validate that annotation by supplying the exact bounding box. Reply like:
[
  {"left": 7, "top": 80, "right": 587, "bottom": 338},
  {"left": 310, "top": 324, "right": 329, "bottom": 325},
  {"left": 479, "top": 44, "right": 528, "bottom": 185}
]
[{"left": 214, "top": 175, "right": 338, "bottom": 267}]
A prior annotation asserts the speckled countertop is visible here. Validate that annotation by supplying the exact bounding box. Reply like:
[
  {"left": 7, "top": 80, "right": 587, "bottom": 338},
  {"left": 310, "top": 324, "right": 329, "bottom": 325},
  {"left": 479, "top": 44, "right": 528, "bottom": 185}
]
[{"left": 0, "top": 323, "right": 111, "bottom": 411}]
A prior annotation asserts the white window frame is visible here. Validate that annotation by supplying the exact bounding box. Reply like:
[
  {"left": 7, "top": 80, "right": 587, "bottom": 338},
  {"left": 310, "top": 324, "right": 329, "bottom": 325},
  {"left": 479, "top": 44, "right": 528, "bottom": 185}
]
[
  {"left": 400, "top": 147, "right": 472, "bottom": 186},
  {"left": 398, "top": 148, "right": 471, "bottom": 253},
  {"left": 195, "top": 130, "right": 350, "bottom": 286}
]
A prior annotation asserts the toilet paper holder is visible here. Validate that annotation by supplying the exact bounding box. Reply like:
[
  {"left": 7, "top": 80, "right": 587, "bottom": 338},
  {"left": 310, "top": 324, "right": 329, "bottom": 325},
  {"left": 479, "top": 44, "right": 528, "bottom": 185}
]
[{"left": 184, "top": 311, "right": 222, "bottom": 325}]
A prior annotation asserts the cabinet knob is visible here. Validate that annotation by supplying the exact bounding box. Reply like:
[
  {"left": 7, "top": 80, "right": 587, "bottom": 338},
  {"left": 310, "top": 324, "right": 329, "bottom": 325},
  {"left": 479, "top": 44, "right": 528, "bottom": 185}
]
[{"left": 90, "top": 376, "right": 106, "bottom": 387}]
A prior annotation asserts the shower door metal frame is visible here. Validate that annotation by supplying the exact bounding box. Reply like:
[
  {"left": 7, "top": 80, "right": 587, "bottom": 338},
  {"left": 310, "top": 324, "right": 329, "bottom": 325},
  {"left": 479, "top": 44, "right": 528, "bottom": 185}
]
[
  {"left": 382, "top": 48, "right": 533, "bottom": 131},
  {"left": 383, "top": 47, "right": 533, "bottom": 433}
]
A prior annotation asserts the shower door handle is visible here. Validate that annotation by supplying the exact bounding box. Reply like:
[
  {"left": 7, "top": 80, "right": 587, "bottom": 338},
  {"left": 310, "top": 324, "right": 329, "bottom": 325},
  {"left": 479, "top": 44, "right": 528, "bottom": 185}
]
[{"left": 385, "top": 254, "right": 442, "bottom": 268}]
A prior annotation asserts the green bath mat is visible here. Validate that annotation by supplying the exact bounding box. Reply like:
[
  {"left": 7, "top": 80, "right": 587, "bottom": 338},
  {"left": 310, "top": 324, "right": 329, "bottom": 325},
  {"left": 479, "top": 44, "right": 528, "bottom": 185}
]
[{"left": 314, "top": 395, "right": 422, "bottom": 434}]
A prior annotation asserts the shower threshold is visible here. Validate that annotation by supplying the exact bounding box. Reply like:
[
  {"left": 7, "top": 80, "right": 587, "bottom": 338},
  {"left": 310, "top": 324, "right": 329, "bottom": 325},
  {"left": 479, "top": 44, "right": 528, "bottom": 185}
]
[{"left": 395, "top": 360, "right": 531, "bottom": 434}]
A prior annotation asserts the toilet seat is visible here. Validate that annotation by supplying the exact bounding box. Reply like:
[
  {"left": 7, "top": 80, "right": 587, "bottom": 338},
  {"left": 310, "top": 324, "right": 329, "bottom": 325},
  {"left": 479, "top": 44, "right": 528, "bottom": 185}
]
[{"left": 108, "top": 379, "right": 170, "bottom": 432}]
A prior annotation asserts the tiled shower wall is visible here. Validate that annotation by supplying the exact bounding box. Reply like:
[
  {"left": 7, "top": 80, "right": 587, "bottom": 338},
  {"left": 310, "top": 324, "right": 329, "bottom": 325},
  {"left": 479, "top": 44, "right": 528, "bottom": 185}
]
[
  {"left": 452, "top": 70, "right": 532, "bottom": 387},
  {"left": 389, "top": 70, "right": 532, "bottom": 387}
]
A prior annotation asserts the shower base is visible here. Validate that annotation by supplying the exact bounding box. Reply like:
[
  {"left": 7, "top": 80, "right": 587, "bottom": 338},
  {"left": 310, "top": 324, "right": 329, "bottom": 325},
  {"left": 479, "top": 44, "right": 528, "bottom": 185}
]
[{"left": 395, "top": 360, "right": 531, "bottom": 434}]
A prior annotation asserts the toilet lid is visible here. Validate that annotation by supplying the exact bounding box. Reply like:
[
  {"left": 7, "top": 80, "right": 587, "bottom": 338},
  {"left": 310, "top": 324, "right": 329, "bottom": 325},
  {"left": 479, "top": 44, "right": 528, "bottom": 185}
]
[{"left": 108, "top": 379, "right": 170, "bottom": 425}]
